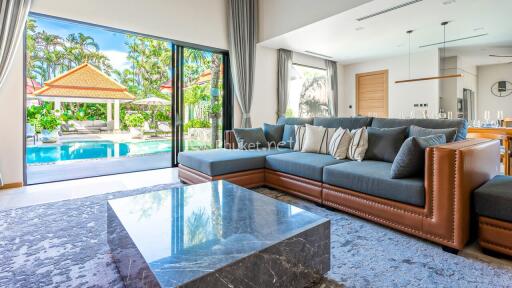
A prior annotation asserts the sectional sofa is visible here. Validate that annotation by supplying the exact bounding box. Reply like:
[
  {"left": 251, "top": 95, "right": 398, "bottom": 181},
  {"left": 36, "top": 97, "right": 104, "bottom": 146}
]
[{"left": 178, "top": 117, "right": 500, "bottom": 251}]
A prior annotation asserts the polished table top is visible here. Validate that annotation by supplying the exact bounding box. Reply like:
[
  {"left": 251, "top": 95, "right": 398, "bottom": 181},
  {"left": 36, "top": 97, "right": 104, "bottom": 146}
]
[
  {"left": 468, "top": 127, "right": 512, "bottom": 135},
  {"left": 108, "top": 180, "right": 329, "bottom": 286}
]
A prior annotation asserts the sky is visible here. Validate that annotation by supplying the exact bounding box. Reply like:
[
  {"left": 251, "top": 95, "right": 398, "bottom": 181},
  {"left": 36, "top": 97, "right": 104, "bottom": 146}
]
[{"left": 30, "top": 14, "right": 172, "bottom": 72}]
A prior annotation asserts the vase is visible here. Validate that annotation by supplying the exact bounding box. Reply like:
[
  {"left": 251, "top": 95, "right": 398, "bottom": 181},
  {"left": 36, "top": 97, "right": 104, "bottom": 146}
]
[
  {"left": 41, "top": 129, "right": 59, "bottom": 143},
  {"left": 129, "top": 127, "right": 143, "bottom": 139}
]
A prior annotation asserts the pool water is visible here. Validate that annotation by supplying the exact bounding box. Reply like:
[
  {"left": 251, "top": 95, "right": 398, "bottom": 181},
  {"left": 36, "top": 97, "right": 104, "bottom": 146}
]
[{"left": 26, "top": 140, "right": 172, "bottom": 164}]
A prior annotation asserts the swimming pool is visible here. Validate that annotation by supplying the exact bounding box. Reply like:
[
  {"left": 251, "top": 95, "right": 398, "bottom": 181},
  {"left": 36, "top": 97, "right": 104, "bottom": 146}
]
[{"left": 26, "top": 140, "right": 172, "bottom": 165}]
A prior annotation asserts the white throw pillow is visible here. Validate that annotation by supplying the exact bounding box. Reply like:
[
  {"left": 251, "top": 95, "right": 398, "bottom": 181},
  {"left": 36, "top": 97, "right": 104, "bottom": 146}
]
[
  {"left": 301, "top": 124, "right": 336, "bottom": 154},
  {"left": 293, "top": 125, "right": 307, "bottom": 151},
  {"left": 329, "top": 128, "right": 352, "bottom": 159},
  {"left": 348, "top": 127, "right": 368, "bottom": 161}
]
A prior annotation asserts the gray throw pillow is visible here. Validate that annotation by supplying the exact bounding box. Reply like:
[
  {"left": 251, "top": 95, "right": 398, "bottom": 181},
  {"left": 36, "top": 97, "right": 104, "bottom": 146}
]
[
  {"left": 409, "top": 125, "right": 457, "bottom": 142},
  {"left": 365, "top": 126, "right": 408, "bottom": 163},
  {"left": 233, "top": 128, "right": 268, "bottom": 150},
  {"left": 390, "top": 134, "right": 446, "bottom": 179},
  {"left": 281, "top": 124, "right": 297, "bottom": 148},
  {"left": 263, "top": 123, "right": 284, "bottom": 146}
]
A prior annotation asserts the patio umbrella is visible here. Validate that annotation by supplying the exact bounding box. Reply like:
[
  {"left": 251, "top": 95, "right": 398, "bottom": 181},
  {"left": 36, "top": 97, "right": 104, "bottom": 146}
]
[
  {"left": 133, "top": 96, "right": 171, "bottom": 133},
  {"left": 132, "top": 96, "right": 171, "bottom": 106}
]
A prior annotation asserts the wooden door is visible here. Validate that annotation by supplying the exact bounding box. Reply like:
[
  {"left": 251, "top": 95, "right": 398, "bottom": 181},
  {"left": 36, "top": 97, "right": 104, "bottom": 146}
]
[{"left": 356, "top": 70, "right": 388, "bottom": 117}]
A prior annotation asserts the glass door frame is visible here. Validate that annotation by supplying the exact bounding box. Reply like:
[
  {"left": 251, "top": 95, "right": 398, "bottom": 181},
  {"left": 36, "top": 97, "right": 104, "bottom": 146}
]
[{"left": 170, "top": 45, "right": 233, "bottom": 167}]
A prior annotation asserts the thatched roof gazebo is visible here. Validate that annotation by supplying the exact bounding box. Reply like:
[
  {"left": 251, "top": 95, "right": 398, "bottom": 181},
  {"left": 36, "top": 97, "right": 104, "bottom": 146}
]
[{"left": 34, "top": 63, "right": 136, "bottom": 131}]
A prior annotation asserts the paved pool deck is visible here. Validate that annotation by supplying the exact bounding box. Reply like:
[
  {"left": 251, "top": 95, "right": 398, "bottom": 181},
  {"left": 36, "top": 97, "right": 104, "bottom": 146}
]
[{"left": 27, "top": 152, "right": 172, "bottom": 185}]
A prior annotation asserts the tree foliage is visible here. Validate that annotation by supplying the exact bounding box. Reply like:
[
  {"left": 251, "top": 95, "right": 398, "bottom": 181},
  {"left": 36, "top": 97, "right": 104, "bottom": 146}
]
[
  {"left": 27, "top": 18, "right": 113, "bottom": 83},
  {"left": 113, "top": 35, "right": 172, "bottom": 100},
  {"left": 299, "top": 76, "right": 328, "bottom": 117}
]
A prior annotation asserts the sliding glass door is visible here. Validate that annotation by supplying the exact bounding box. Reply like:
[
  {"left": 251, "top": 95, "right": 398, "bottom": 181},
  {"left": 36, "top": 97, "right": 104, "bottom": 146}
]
[{"left": 24, "top": 13, "right": 231, "bottom": 184}]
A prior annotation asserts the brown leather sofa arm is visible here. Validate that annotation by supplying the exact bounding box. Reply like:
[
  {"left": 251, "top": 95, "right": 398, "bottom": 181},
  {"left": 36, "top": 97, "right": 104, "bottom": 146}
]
[
  {"left": 424, "top": 138, "right": 500, "bottom": 249},
  {"left": 224, "top": 130, "right": 238, "bottom": 149}
]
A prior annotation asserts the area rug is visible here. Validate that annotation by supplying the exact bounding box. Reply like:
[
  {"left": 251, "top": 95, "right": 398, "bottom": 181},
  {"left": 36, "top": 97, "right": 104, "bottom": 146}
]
[{"left": 1, "top": 184, "right": 512, "bottom": 287}]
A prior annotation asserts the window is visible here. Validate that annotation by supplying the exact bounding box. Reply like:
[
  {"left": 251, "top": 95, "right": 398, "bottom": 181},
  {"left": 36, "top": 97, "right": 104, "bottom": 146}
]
[{"left": 287, "top": 64, "right": 328, "bottom": 117}]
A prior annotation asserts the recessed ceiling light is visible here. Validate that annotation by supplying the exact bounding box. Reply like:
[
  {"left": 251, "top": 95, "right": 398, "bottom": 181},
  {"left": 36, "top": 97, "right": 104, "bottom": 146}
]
[
  {"left": 355, "top": 26, "right": 365, "bottom": 31},
  {"left": 442, "top": 0, "right": 456, "bottom": 5}
]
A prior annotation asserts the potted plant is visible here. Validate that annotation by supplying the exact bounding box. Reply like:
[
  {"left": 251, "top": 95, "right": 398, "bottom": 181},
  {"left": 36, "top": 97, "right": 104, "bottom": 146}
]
[
  {"left": 125, "top": 113, "right": 145, "bottom": 139},
  {"left": 38, "top": 112, "right": 62, "bottom": 143}
]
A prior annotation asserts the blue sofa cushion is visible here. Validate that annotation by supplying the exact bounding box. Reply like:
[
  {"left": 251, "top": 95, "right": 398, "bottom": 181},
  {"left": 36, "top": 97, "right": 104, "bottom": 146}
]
[
  {"left": 178, "top": 148, "right": 292, "bottom": 176},
  {"left": 365, "top": 126, "right": 408, "bottom": 163},
  {"left": 313, "top": 117, "right": 373, "bottom": 130},
  {"left": 370, "top": 118, "right": 467, "bottom": 141},
  {"left": 409, "top": 125, "right": 457, "bottom": 142},
  {"left": 323, "top": 160, "right": 425, "bottom": 206},
  {"left": 276, "top": 116, "right": 314, "bottom": 126},
  {"left": 263, "top": 123, "right": 284, "bottom": 145},
  {"left": 391, "top": 134, "right": 446, "bottom": 179},
  {"left": 281, "top": 124, "right": 296, "bottom": 148},
  {"left": 265, "top": 152, "right": 347, "bottom": 182},
  {"left": 474, "top": 175, "right": 512, "bottom": 222},
  {"left": 233, "top": 128, "right": 268, "bottom": 149}
]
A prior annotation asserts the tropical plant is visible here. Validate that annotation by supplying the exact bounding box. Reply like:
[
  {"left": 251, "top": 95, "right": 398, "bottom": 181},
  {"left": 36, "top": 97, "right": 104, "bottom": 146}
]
[
  {"left": 184, "top": 118, "right": 211, "bottom": 133},
  {"left": 38, "top": 113, "right": 61, "bottom": 131},
  {"left": 124, "top": 113, "right": 145, "bottom": 128}
]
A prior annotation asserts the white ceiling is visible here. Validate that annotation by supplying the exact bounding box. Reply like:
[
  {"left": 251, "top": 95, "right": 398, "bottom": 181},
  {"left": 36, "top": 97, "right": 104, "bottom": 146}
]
[{"left": 259, "top": 0, "right": 512, "bottom": 65}]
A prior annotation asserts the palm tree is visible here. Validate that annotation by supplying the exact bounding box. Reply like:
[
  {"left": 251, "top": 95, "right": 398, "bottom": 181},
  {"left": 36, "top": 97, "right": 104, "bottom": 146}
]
[{"left": 35, "top": 31, "right": 62, "bottom": 80}]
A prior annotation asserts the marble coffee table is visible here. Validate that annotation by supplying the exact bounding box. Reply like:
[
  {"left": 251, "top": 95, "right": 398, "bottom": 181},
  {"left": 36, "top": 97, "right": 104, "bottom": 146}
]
[{"left": 107, "top": 180, "right": 330, "bottom": 288}]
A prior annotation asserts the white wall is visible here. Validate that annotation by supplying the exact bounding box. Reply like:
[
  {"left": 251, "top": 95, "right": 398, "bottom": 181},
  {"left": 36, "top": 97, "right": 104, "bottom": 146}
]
[
  {"left": 0, "top": 0, "right": 228, "bottom": 185},
  {"left": 31, "top": 0, "right": 228, "bottom": 49},
  {"left": 477, "top": 63, "right": 512, "bottom": 119},
  {"left": 0, "top": 42, "right": 24, "bottom": 185},
  {"left": 340, "top": 49, "right": 440, "bottom": 118},
  {"left": 259, "top": 0, "right": 371, "bottom": 42}
]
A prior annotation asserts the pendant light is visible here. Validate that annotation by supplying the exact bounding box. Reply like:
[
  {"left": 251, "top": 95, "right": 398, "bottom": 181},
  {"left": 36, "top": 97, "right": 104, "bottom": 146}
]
[{"left": 396, "top": 21, "right": 462, "bottom": 83}]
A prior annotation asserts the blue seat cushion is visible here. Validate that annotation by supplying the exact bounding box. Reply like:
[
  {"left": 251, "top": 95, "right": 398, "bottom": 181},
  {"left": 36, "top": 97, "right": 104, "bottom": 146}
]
[
  {"left": 265, "top": 152, "right": 347, "bottom": 182},
  {"left": 178, "top": 148, "right": 292, "bottom": 176},
  {"left": 323, "top": 161, "right": 425, "bottom": 206},
  {"left": 474, "top": 175, "right": 512, "bottom": 222}
]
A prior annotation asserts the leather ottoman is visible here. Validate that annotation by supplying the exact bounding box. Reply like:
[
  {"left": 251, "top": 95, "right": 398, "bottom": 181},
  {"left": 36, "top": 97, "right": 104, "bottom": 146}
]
[{"left": 474, "top": 175, "right": 512, "bottom": 256}]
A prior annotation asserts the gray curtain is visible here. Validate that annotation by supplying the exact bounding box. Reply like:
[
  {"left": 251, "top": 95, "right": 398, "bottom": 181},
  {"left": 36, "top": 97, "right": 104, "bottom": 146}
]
[
  {"left": 277, "top": 49, "right": 292, "bottom": 118},
  {"left": 325, "top": 59, "right": 339, "bottom": 116},
  {"left": 227, "top": 0, "right": 257, "bottom": 128},
  {"left": 0, "top": 0, "right": 32, "bottom": 88}
]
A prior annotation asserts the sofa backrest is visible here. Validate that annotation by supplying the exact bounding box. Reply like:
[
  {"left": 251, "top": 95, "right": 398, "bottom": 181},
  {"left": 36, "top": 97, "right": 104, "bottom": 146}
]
[
  {"left": 313, "top": 117, "right": 373, "bottom": 130},
  {"left": 276, "top": 116, "right": 313, "bottom": 125},
  {"left": 370, "top": 118, "right": 468, "bottom": 141}
]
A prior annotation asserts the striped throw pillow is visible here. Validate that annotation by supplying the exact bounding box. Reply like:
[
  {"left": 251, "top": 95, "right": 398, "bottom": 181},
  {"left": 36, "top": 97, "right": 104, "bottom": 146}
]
[
  {"left": 329, "top": 128, "right": 352, "bottom": 159},
  {"left": 348, "top": 127, "right": 368, "bottom": 161},
  {"left": 293, "top": 125, "right": 307, "bottom": 151},
  {"left": 301, "top": 124, "right": 336, "bottom": 154}
]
